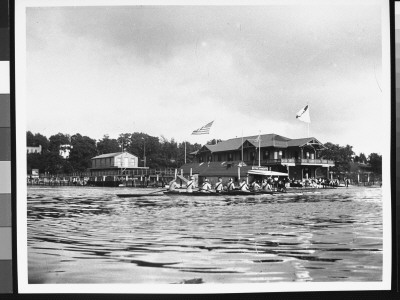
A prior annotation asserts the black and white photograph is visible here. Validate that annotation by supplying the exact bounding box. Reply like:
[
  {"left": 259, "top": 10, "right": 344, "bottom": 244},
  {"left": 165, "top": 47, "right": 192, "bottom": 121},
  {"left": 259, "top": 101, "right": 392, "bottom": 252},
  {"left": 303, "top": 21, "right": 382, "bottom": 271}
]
[{"left": 15, "top": 0, "right": 391, "bottom": 294}]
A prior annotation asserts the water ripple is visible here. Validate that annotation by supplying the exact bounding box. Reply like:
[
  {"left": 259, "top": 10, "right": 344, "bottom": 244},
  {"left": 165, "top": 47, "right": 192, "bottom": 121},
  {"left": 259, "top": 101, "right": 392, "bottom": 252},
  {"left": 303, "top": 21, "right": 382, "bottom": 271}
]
[{"left": 27, "top": 186, "right": 383, "bottom": 283}]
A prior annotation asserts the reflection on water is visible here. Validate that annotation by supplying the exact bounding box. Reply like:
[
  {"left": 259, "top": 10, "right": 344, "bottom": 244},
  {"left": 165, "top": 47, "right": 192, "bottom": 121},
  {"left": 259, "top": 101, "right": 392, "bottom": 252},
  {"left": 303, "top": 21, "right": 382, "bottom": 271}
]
[{"left": 27, "top": 186, "right": 383, "bottom": 284}]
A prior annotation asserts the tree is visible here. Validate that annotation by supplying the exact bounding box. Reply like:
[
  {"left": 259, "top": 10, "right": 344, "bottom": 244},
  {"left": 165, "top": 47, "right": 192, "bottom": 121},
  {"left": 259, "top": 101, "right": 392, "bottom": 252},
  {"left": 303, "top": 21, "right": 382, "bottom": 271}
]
[
  {"left": 48, "top": 133, "right": 71, "bottom": 152},
  {"left": 42, "top": 151, "right": 72, "bottom": 174},
  {"left": 26, "top": 131, "right": 35, "bottom": 146},
  {"left": 368, "top": 153, "right": 382, "bottom": 174},
  {"left": 127, "top": 132, "right": 161, "bottom": 168},
  {"left": 207, "top": 139, "right": 222, "bottom": 145},
  {"left": 69, "top": 134, "right": 98, "bottom": 172},
  {"left": 117, "top": 133, "right": 131, "bottom": 152},
  {"left": 320, "top": 142, "right": 354, "bottom": 173},
  {"left": 26, "top": 131, "right": 50, "bottom": 152},
  {"left": 97, "top": 135, "right": 120, "bottom": 154},
  {"left": 359, "top": 153, "right": 367, "bottom": 164},
  {"left": 354, "top": 152, "right": 367, "bottom": 164},
  {"left": 27, "top": 153, "right": 43, "bottom": 173}
]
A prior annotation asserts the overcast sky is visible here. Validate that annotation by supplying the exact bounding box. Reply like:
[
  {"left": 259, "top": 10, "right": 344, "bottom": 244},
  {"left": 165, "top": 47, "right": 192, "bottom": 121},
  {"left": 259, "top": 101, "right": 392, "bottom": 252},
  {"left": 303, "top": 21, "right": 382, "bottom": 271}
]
[{"left": 26, "top": 4, "right": 385, "bottom": 155}]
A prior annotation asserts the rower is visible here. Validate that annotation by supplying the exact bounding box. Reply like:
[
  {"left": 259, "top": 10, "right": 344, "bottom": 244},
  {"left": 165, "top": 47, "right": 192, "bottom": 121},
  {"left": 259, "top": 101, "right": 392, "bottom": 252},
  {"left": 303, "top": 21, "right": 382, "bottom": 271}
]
[
  {"left": 168, "top": 179, "right": 179, "bottom": 192},
  {"left": 199, "top": 178, "right": 212, "bottom": 193},
  {"left": 226, "top": 178, "right": 235, "bottom": 192},
  {"left": 239, "top": 179, "right": 250, "bottom": 192},
  {"left": 186, "top": 176, "right": 195, "bottom": 193},
  {"left": 214, "top": 177, "right": 224, "bottom": 193},
  {"left": 261, "top": 178, "right": 271, "bottom": 191},
  {"left": 251, "top": 180, "right": 261, "bottom": 191}
]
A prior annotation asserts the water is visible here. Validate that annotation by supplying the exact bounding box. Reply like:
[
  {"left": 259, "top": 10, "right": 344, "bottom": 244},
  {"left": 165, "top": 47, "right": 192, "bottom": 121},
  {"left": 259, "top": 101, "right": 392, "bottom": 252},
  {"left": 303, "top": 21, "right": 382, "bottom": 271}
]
[{"left": 27, "top": 186, "right": 383, "bottom": 284}]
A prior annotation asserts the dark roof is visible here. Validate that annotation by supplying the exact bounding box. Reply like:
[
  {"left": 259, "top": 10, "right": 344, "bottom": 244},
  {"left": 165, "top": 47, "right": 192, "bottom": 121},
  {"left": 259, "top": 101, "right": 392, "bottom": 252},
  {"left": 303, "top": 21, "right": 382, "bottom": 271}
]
[
  {"left": 204, "top": 140, "right": 244, "bottom": 152},
  {"left": 91, "top": 152, "right": 137, "bottom": 159},
  {"left": 287, "top": 137, "right": 324, "bottom": 148},
  {"left": 247, "top": 134, "right": 290, "bottom": 148},
  {"left": 197, "top": 134, "right": 325, "bottom": 153}
]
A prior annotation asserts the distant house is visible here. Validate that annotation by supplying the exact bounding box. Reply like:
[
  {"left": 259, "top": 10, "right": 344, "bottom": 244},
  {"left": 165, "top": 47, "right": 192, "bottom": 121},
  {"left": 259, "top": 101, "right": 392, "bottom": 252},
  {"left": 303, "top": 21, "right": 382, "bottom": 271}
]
[
  {"left": 90, "top": 152, "right": 139, "bottom": 174},
  {"left": 59, "top": 144, "right": 73, "bottom": 159},
  {"left": 27, "top": 145, "right": 42, "bottom": 154}
]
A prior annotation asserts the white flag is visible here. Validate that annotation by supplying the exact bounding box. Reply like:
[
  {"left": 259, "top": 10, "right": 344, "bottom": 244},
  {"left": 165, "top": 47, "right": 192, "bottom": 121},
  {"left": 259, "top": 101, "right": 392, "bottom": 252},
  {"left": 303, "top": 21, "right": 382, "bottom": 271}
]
[{"left": 296, "top": 105, "right": 311, "bottom": 123}]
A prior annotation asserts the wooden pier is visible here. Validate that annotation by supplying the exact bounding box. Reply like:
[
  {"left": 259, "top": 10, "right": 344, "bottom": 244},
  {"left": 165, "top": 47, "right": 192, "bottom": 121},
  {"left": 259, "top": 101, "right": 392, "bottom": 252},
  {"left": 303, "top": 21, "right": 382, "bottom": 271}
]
[{"left": 27, "top": 168, "right": 177, "bottom": 188}]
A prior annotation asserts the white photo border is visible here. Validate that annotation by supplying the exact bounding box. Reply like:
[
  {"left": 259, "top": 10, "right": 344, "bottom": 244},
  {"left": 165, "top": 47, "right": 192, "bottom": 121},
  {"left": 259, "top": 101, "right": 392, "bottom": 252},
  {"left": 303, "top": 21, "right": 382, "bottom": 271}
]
[{"left": 15, "top": 0, "right": 392, "bottom": 294}]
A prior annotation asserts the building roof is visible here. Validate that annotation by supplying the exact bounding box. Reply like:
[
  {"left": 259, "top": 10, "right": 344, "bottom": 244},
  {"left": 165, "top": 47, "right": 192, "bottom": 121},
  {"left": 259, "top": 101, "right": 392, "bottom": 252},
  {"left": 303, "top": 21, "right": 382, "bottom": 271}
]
[
  {"left": 287, "top": 137, "right": 325, "bottom": 148},
  {"left": 198, "top": 133, "right": 322, "bottom": 153},
  {"left": 91, "top": 152, "right": 137, "bottom": 159},
  {"left": 247, "top": 134, "right": 290, "bottom": 148}
]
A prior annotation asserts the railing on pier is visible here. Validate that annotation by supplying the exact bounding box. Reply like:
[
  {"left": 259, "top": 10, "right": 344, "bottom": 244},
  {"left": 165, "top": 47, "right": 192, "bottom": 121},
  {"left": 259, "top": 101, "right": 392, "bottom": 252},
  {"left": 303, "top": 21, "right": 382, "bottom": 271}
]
[
  {"left": 244, "top": 158, "right": 333, "bottom": 165},
  {"left": 27, "top": 168, "right": 177, "bottom": 187},
  {"left": 295, "top": 158, "right": 334, "bottom": 165}
]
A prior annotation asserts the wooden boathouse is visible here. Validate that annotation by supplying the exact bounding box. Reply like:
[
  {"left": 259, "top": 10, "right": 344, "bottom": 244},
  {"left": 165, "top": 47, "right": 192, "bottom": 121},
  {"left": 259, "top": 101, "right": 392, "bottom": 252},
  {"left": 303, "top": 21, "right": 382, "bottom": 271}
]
[
  {"left": 88, "top": 151, "right": 173, "bottom": 187},
  {"left": 179, "top": 133, "right": 335, "bottom": 185}
]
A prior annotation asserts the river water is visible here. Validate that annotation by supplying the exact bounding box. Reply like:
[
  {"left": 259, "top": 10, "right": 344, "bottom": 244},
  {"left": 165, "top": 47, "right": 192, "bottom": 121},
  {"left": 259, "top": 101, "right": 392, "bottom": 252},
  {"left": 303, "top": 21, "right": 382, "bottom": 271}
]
[{"left": 27, "top": 186, "right": 382, "bottom": 284}]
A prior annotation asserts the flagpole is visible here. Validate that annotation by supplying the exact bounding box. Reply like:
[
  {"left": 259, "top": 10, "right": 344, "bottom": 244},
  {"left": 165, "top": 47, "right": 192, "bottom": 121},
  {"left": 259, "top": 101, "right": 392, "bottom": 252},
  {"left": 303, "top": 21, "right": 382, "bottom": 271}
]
[
  {"left": 184, "top": 141, "right": 186, "bottom": 164},
  {"left": 258, "top": 130, "right": 261, "bottom": 167},
  {"left": 307, "top": 102, "right": 309, "bottom": 137},
  {"left": 241, "top": 129, "right": 244, "bottom": 163}
]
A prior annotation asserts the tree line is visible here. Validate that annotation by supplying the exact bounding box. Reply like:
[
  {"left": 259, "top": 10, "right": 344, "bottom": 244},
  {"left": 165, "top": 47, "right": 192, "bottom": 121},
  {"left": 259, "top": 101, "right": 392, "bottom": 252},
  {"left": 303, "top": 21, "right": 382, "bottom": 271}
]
[
  {"left": 320, "top": 142, "right": 382, "bottom": 176},
  {"left": 27, "top": 131, "right": 382, "bottom": 176},
  {"left": 27, "top": 131, "right": 202, "bottom": 174}
]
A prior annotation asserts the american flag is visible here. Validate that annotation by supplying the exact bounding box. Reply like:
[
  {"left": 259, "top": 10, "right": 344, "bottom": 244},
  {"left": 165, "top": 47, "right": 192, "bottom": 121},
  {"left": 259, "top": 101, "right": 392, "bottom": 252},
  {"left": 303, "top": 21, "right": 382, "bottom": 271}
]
[{"left": 191, "top": 121, "right": 214, "bottom": 135}]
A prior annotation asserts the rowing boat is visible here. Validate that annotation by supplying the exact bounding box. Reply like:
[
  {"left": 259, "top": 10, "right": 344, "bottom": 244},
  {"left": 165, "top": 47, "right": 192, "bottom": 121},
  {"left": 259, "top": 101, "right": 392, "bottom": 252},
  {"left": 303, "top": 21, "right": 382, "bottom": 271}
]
[
  {"left": 163, "top": 190, "right": 263, "bottom": 196},
  {"left": 116, "top": 188, "right": 321, "bottom": 198},
  {"left": 116, "top": 193, "right": 165, "bottom": 198}
]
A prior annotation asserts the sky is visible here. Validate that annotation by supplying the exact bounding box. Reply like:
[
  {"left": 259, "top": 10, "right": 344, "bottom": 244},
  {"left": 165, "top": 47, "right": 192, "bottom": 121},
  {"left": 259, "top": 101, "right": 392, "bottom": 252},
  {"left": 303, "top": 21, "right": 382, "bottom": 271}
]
[{"left": 25, "top": 3, "right": 386, "bottom": 155}]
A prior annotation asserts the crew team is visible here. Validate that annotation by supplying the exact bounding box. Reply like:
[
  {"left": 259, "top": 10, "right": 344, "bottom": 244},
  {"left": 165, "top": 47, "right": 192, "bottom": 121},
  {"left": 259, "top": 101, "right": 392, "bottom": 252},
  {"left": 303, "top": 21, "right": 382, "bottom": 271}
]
[{"left": 168, "top": 176, "right": 284, "bottom": 193}]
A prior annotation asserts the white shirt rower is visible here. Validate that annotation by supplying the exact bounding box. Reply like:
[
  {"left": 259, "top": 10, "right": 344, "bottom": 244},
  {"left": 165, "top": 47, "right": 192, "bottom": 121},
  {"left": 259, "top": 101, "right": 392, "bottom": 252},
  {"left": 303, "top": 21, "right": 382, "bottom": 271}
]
[
  {"left": 239, "top": 180, "right": 250, "bottom": 192},
  {"left": 186, "top": 176, "right": 195, "bottom": 193},
  {"left": 251, "top": 181, "right": 261, "bottom": 191},
  {"left": 227, "top": 178, "right": 235, "bottom": 191},
  {"left": 199, "top": 179, "right": 212, "bottom": 192},
  {"left": 261, "top": 179, "right": 271, "bottom": 191},
  {"left": 215, "top": 178, "right": 224, "bottom": 193},
  {"left": 168, "top": 180, "right": 178, "bottom": 191}
]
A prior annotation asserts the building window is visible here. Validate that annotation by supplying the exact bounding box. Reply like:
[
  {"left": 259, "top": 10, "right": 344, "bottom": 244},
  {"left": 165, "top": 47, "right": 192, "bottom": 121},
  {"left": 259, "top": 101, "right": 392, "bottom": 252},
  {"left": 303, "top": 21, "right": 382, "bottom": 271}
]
[
  {"left": 218, "top": 154, "right": 222, "bottom": 161},
  {"left": 228, "top": 153, "right": 233, "bottom": 161},
  {"left": 274, "top": 151, "right": 278, "bottom": 159},
  {"left": 278, "top": 150, "right": 282, "bottom": 158}
]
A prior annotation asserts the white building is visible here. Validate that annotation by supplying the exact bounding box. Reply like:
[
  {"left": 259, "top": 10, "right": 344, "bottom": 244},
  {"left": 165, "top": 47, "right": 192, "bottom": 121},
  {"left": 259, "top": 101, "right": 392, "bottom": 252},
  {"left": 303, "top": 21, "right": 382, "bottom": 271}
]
[
  {"left": 59, "top": 144, "right": 73, "bottom": 159},
  {"left": 91, "top": 152, "right": 139, "bottom": 170},
  {"left": 27, "top": 145, "right": 42, "bottom": 154}
]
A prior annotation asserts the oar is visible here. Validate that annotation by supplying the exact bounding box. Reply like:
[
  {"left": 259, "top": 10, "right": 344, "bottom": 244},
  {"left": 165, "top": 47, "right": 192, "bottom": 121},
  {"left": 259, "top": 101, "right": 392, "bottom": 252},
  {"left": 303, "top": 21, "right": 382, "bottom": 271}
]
[
  {"left": 145, "top": 189, "right": 168, "bottom": 195},
  {"left": 117, "top": 189, "right": 168, "bottom": 198}
]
